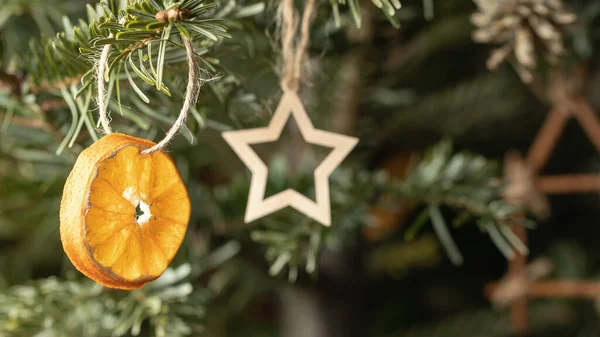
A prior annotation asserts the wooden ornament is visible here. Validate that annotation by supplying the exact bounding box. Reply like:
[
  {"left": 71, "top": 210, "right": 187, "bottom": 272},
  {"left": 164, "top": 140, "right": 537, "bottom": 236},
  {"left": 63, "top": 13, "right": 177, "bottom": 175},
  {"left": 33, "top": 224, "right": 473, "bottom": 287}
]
[
  {"left": 222, "top": 90, "right": 358, "bottom": 226},
  {"left": 486, "top": 97, "right": 600, "bottom": 334},
  {"left": 60, "top": 133, "right": 190, "bottom": 289}
]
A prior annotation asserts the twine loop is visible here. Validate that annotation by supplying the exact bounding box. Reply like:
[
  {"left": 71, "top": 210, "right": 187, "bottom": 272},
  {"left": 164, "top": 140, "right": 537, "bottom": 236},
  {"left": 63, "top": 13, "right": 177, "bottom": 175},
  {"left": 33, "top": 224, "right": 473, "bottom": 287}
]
[
  {"left": 279, "top": 0, "right": 316, "bottom": 93},
  {"left": 96, "top": 36, "right": 199, "bottom": 154}
]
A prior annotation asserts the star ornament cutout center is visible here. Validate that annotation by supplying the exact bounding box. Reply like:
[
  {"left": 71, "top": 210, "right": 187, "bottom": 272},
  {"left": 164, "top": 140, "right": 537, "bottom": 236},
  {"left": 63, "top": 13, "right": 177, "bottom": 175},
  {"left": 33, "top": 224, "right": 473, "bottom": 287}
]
[{"left": 222, "top": 91, "right": 359, "bottom": 226}]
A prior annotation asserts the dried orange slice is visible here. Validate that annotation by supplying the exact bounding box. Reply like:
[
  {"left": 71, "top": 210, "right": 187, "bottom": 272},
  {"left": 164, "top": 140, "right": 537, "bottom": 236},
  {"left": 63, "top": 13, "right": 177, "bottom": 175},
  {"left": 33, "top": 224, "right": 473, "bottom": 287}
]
[{"left": 60, "top": 133, "right": 190, "bottom": 289}]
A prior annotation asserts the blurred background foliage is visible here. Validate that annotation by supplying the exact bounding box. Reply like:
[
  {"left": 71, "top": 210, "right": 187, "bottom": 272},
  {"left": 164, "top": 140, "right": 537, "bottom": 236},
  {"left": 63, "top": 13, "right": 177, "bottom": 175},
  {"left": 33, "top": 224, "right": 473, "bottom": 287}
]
[{"left": 0, "top": 0, "right": 599, "bottom": 336}]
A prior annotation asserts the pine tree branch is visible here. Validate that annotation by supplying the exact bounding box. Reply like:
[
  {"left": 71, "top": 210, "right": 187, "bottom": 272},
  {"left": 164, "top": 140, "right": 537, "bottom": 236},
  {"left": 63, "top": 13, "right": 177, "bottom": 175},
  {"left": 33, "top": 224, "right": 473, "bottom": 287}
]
[
  {"left": 392, "top": 140, "right": 530, "bottom": 263},
  {"left": 25, "top": 0, "right": 229, "bottom": 96},
  {"left": 0, "top": 0, "right": 266, "bottom": 157},
  {"left": 0, "top": 265, "right": 206, "bottom": 337}
]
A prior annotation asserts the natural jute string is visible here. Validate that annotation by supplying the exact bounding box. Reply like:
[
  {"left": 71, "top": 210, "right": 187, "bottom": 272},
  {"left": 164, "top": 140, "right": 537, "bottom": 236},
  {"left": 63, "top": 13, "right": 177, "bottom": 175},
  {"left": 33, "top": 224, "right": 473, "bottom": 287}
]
[
  {"left": 279, "top": 0, "right": 316, "bottom": 92},
  {"left": 97, "top": 43, "right": 113, "bottom": 135},
  {"left": 96, "top": 37, "right": 199, "bottom": 154}
]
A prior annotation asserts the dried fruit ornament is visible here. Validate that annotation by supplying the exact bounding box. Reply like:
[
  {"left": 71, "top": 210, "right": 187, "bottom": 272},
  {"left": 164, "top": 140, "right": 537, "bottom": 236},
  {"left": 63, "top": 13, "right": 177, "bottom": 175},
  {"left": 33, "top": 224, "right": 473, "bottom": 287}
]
[
  {"left": 60, "top": 133, "right": 190, "bottom": 289},
  {"left": 60, "top": 37, "right": 198, "bottom": 289}
]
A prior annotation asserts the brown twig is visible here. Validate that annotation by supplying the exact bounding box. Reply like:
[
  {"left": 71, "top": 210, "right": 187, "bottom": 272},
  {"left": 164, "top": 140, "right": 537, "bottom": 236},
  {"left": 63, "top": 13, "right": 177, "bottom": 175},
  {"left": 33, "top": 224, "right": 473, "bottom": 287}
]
[
  {"left": 536, "top": 174, "right": 600, "bottom": 194},
  {"left": 494, "top": 152, "right": 535, "bottom": 334},
  {"left": 572, "top": 98, "right": 600, "bottom": 152},
  {"left": 486, "top": 257, "right": 554, "bottom": 306},
  {"left": 526, "top": 108, "right": 568, "bottom": 174},
  {"left": 508, "top": 224, "right": 528, "bottom": 335},
  {"left": 488, "top": 71, "right": 600, "bottom": 335},
  {"left": 504, "top": 151, "right": 550, "bottom": 219},
  {"left": 488, "top": 281, "right": 600, "bottom": 299},
  {"left": 527, "top": 281, "right": 600, "bottom": 298}
]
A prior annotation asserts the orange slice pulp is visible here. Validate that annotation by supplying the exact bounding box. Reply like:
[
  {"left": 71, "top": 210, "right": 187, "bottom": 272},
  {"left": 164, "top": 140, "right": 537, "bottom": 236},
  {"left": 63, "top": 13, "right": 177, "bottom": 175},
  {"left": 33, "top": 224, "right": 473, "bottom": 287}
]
[{"left": 60, "top": 133, "right": 190, "bottom": 289}]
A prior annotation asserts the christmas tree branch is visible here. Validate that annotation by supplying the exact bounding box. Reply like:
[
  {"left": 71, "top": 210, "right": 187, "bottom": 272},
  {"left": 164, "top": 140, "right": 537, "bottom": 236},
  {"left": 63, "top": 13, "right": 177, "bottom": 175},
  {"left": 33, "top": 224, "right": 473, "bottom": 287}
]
[
  {"left": 392, "top": 140, "right": 529, "bottom": 263},
  {"left": 24, "top": 0, "right": 229, "bottom": 93},
  {"left": 0, "top": 0, "right": 266, "bottom": 157},
  {"left": 204, "top": 140, "right": 527, "bottom": 276},
  {"left": 0, "top": 265, "right": 207, "bottom": 337}
]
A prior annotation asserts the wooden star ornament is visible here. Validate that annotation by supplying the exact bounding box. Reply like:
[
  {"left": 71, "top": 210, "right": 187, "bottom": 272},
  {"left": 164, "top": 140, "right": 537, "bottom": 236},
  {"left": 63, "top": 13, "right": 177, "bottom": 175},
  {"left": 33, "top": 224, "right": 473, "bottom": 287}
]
[{"left": 222, "top": 90, "right": 359, "bottom": 226}]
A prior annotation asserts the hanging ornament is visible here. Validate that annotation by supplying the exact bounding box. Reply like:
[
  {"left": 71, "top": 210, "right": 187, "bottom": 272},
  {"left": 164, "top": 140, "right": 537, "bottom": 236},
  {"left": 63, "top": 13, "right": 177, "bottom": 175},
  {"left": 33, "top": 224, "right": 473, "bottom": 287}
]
[
  {"left": 471, "top": 0, "right": 576, "bottom": 83},
  {"left": 60, "top": 37, "right": 199, "bottom": 289},
  {"left": 60, "top": 133, "right": 190, "bottom": 289},
  {"left": 222, "top": 0, "right": 358, "bottom": 226}
]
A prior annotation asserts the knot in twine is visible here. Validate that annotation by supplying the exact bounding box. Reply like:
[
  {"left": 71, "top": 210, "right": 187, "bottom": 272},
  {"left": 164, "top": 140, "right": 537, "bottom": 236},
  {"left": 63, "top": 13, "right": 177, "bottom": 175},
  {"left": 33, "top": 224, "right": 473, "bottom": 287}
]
[
  {"left": 96, "top": 34, "right": 200, "bottom": 155},
  {"left": 278, "top": 0, "right": 317, "bottom": 93}
]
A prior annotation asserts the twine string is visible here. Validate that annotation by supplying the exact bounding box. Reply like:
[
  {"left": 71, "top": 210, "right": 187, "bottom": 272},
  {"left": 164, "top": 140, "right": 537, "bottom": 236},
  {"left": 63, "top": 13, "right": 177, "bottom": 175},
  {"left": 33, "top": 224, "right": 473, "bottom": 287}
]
[
  {"left": 279, "top": 0, "right": 316, "bottom": 92},
  {"left": 96, "top": 37, "right": 199, "bottom": 154},
  {"left": 97, "top": 43, "right": 113, "bottom": 135},
  {"left": 142, "top": 38, "right": 198, "bottom": 154}
]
